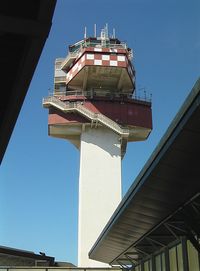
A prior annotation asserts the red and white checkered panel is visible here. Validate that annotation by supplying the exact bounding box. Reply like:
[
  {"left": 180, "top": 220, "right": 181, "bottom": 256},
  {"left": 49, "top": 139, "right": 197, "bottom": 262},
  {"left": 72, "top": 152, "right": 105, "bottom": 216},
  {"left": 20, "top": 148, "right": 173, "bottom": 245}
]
[
  {"left": 73, "top": 47, "right": 128, "bottom": 64},
  {"left": 66, "top": 50, "right": 134, "bottom": 85},
  {"left": 66, "top": 59, "right": 84, "bottom": 83},
  {"left": 84, "top": 53, "right": 127, "bottom": 67}
]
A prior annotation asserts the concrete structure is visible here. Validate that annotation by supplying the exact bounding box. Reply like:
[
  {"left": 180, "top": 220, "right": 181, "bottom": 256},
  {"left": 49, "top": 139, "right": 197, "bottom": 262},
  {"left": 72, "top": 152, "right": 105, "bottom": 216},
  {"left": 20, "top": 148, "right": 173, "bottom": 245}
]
[
  {"left": 43, "top": 26, "right": 152, "bottom": 267},
  {"left": 78, "top": 127, "right": 122, "bottom": 267},
  {"left": 89, "top": 77, "right": 200, "bottom": 271}
]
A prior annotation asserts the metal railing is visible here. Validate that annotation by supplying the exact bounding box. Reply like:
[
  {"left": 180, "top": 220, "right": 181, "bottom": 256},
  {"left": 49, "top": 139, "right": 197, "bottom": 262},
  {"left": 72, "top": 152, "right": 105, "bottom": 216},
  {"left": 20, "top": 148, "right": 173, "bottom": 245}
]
[
  {"left": 60, "top": 51, "right": 79, "bottom": 69},
  {"left": 52, "top": 90, "right": 83, "bottom": 96},
  {"left": 83, "top": 41, "right": 127, "bottom": 50},
  {"left": 43, "top": 96, "right": 129, "bottom": 137},
  {"left": 49, "top": 89, "right": 152, "bottom": 104},
  {"left": 0, "top": 268, "right": 120, "bottom": 271},
  {"left": 68, "top": 40, "right": 128, "bottom": 53},
  {"left": 54, "top": 77, "right": 66, "bottom": 83}
]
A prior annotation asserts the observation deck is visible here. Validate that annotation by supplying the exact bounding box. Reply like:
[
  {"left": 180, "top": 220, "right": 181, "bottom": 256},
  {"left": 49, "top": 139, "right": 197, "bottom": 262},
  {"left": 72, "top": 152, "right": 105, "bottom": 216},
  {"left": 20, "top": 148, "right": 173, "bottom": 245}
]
[
  {"left": 43, "top": 26, "right": 152, "bottom": 155},
  {"left": 54, "top": 29, "right": 135, "bottom": 95}
]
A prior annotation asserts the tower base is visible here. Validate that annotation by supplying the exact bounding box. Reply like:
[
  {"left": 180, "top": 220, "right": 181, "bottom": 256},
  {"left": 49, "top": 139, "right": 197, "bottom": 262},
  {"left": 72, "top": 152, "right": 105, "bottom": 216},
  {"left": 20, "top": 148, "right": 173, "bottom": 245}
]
[{"left": 78, "top": 127, "right": 122, "bottom": 267}]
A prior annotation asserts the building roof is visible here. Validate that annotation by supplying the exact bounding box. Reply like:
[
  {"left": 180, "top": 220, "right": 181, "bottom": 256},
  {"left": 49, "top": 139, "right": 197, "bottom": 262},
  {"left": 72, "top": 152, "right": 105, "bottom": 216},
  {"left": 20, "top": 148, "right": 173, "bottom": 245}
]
[
  {"left": 0, "top": 245, "right": 55, "bottom": 265},
  {"left": 0, "top": 0, "right": 57, "bottom": 163},
  {"left": 89, "top": 77, "right": 200, "bottom": 265}
]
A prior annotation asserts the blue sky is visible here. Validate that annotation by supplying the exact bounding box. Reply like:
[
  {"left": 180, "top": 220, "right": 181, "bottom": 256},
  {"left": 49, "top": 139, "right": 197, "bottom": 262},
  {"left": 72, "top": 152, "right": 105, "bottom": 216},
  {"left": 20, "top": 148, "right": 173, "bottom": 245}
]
[{"left": 0, "top": 0, "right": 200, "bottom": 266}]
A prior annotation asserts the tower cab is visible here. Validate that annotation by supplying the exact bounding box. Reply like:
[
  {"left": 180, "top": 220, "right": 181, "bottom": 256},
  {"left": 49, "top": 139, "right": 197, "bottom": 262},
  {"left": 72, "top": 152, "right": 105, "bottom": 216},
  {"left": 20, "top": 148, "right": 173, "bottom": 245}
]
[{"left": 54, "top": 25, "right": 135, "bottom": 99}]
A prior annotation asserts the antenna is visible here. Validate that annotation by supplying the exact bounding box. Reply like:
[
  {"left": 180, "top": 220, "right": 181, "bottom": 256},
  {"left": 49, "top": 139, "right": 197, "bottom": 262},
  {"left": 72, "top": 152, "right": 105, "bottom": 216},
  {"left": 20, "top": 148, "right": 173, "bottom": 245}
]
[
  {"left": 105, "top": 23, "right": 108, "bottom": 38},
  {"left": 84, "top": 26, "right": 87, "bottom": 39},
  {"left": 94, "top": 24, "right": 97, "bottom": 38},
  {"left": 113, "top": 28, "right": 116, "bottom": 38}
]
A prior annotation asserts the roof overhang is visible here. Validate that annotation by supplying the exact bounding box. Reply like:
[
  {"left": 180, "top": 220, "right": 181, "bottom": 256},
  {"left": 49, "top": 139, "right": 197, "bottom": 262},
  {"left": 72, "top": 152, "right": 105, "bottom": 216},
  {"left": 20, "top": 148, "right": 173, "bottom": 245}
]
[
  {"left": 0, "top": 0, "right": 57, "bottom": 163},
  {"left": 89, "top": 77, "right": 200, "bottom": 265}
]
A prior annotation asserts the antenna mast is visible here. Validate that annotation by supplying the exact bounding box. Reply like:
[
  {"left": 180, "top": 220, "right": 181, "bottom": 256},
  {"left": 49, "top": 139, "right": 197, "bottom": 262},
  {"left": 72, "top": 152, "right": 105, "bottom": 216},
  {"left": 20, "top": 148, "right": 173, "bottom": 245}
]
[
  {"left": 105, "top": 23, "right": 108, "bottom": 38},
  {"left": 84, "top": 26, "right": 87, "bottom": 39},
  {"left": 94, "top": 24, "right": 96, "bottom": 38},
  {"left": 113, "top": 28, "right": 116, "bottom": 38}
]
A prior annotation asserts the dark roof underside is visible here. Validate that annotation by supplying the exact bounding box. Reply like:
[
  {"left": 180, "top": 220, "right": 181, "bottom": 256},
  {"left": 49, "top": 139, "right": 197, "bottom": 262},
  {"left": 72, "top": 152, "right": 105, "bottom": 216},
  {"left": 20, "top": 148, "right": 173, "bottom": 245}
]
[
  {"left": 0, "top": 0, "right": 57, "bottom": 163},
  {"left": 89, "top": 77, "right": 200, "bottom": 265},
  {"left": 0, "top": 245, "right": 54, "bottom": 264}
]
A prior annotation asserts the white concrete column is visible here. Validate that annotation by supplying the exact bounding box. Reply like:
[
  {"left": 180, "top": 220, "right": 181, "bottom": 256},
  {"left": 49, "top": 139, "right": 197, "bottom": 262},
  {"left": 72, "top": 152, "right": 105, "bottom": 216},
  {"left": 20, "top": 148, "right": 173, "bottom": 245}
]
[{"left": 78, "top": 127, "right": 122, "bottom": 267}]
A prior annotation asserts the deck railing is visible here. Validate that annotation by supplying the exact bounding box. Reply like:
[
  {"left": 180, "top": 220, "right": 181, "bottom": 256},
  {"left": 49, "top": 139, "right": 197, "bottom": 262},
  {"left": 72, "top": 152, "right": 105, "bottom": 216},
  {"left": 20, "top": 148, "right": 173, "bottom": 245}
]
[
  {"left": 0, "top": 268, "right": 120, "bottom": 271},
  {"left": 43, "top": 97, "right": 129, "bottom": 137},
  {"left": 49, "top": 89, "right": 152, "bottom": 104}
]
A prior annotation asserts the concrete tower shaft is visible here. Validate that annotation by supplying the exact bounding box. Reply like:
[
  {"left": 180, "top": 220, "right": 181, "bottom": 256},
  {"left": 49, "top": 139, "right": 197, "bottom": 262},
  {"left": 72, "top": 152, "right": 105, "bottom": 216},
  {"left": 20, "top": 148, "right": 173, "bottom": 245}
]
[
  {"left": 78, "top": 127, "right": 122, "bottom": 267},
  {"left": 43, "top": 26, "right": 152, "bottom": 267}
]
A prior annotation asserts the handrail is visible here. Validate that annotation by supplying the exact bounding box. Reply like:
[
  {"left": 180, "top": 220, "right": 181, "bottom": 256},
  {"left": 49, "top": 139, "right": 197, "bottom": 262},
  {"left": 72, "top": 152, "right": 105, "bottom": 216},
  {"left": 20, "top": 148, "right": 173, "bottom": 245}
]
[
  {"left": 43, "top": 96, "right": 129, "bottom": 137},
  {"left": 84, "top": 40, "right": 128, "bottom": 50},
  {"left": 50, "top": 89, "right": 152, "bottom": 103},
  {"left": 60, "top": 52, "right": 78, "bottom": 70},
  {"left": 0, "top": 268, "right": 120, "bottom": 271}
]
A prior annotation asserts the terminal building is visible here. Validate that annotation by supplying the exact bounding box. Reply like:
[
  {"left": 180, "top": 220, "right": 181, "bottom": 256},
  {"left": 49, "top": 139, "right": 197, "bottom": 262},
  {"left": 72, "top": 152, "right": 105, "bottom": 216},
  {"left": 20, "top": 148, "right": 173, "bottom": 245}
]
[
  {"left": 0, "top": 246, "right": 55, "bottom": 267},
  {"left": 89, "top": 78, "right": 200, "bottom": 271}
]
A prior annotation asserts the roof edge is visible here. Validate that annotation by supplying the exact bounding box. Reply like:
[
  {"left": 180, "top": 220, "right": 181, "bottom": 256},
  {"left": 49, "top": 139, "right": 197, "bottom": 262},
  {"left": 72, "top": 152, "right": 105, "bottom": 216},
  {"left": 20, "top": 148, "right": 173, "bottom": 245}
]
[{"left": 89, "top": 76, "right": 200, "bottom": 261}]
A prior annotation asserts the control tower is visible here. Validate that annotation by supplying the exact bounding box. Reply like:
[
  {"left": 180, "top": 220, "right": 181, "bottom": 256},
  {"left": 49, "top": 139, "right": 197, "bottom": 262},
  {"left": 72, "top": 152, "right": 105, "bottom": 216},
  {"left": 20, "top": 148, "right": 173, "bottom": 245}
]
[{"left": 43, "top": 25, "right": 152, "bottom": 267}]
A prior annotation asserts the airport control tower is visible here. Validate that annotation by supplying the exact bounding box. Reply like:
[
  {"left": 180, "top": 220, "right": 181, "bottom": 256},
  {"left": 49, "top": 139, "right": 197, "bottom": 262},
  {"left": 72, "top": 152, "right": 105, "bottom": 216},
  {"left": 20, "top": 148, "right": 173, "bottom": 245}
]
[{"left": 43, "top": 25, "right": 152, "bottom": 267}]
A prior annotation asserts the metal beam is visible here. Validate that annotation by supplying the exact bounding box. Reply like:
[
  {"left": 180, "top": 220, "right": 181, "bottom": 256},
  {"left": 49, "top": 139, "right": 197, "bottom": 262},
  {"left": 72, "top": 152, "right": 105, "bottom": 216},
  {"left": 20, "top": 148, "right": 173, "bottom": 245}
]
[
  {"left": 145, "top": 236, "right": 166, "bottom": 248},
  {"left": 0, "top": 14, "right": 51, "bottom": 37}
]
